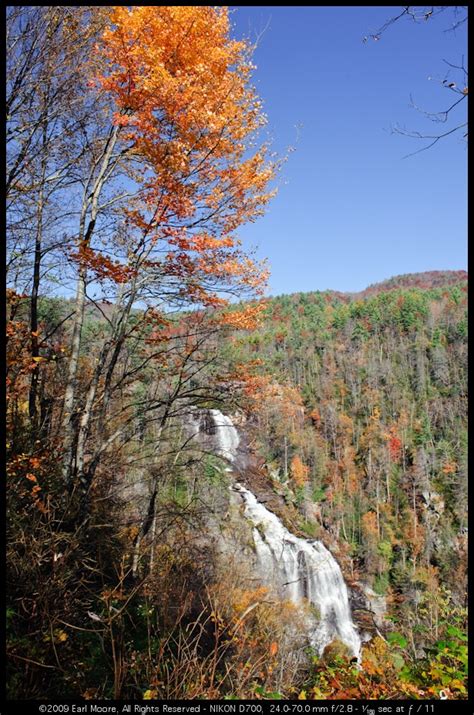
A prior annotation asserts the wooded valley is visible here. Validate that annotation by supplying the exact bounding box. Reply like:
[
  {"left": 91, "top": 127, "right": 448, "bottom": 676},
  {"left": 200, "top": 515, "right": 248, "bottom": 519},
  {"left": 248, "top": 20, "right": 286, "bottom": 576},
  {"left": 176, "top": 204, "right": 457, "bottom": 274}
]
[{"left": 6, "top": 6, "right": 467, "bottom": 702}]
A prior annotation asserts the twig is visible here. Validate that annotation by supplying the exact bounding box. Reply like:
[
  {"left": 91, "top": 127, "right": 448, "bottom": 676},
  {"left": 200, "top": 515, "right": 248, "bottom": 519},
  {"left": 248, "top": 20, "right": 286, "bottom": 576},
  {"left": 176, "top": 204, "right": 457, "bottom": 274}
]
[{"left": 7, "top": 651, "right": 56, "bottom": 669}]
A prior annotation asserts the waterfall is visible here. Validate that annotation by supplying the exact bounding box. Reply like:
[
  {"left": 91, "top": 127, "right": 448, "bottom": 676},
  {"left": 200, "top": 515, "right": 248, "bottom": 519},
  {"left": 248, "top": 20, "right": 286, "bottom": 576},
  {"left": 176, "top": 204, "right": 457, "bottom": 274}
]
[
  {"left": 206, "top": 409, "right": 361, "bottom": 659},
  {"left": 209, "top": 409, "right": 240, "bottom": 464},
  {"left": 183, "top": 406, "right": 240, "bottom": 468},
  {"left": 233, "top": 483, "right": 361, "bottom": 659}
]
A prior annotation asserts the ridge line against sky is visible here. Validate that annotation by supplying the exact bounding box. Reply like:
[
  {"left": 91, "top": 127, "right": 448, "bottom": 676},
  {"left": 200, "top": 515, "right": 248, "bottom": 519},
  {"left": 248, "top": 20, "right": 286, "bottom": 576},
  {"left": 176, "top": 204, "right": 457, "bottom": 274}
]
[
  {"left": 230, "top": 6, "right": 467, "bottom": 296},
  {"left": 264, "top": 269, "right": 468, "bottom": 299}
]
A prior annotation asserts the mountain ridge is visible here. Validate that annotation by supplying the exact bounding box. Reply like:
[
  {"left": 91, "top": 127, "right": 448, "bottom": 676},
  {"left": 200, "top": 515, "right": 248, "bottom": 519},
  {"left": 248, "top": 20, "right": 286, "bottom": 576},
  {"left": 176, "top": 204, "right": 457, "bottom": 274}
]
[{"left": 267, "top": 269, "right": 467, "bottom": 303}]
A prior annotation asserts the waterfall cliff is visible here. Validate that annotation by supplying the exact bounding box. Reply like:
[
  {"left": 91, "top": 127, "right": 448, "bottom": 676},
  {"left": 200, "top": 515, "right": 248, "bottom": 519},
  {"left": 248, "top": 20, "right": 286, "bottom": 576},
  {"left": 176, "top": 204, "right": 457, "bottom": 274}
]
[
  {"left": 209, "top": 409, "right": 240, "bottom": 464},
  {"left": 189, "top": 407, "right": 361, "bottom": 659},
  {"left": 233, "top": 482, "right": 361, "bottom": 658}
]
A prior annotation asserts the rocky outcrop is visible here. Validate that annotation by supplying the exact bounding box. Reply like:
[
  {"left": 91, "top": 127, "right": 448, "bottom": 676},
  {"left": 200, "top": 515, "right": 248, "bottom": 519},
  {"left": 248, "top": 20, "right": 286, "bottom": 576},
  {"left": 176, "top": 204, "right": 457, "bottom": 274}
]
[{"left": 349, "top": 582, "right": 387, "bottom": 642}]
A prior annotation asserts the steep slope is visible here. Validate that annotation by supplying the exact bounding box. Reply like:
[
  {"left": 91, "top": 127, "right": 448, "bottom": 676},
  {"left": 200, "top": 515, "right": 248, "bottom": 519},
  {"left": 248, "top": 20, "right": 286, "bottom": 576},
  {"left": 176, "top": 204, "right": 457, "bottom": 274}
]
[{"left": 224, "top": 270, "right": 467, "bottom": 689}]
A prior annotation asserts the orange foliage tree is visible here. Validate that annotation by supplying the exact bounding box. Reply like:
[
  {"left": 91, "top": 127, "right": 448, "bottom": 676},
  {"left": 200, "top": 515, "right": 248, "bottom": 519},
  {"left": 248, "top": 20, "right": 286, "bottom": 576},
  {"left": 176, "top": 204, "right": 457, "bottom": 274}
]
[
  {"left": 58, "top": 6, "right": 280, "bottom": 492},
  {"left": 95, "top": 5, "right": 277, "bottom": 305},
  {"left": 290, "top": 455, "right": 309, "bottom": 488}
]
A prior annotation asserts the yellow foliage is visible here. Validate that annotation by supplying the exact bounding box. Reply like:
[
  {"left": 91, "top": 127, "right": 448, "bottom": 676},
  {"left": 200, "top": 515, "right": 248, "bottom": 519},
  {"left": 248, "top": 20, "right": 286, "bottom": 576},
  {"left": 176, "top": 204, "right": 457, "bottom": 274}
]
[
  {"left": 231, "top": 585, "right": 268, "bottom": 615},
  {"left": 221, "top": 303, "right": 268, "bottom": 330},
  {"left": 290, "top": 455, "right": 309, "bottom": 487},
  {"left": 361, "top": 511, "right": 378, "bottom": 541}
]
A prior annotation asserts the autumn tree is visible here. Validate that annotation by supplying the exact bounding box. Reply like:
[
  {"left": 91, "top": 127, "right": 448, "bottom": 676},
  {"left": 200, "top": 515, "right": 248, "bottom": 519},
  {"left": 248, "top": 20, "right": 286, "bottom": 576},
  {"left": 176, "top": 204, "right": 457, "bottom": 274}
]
[
  {"left": 6, "top": 7, "right": 112, "bottom": 432},
  {"left": 290, "top": 454, "right": 309, "bottom": 489},
  {"left": 50, "top": 6, "right": 279, "bottom": 495},
  {"left": 6, "top": 7, "right": 280, "bottom": 697}
]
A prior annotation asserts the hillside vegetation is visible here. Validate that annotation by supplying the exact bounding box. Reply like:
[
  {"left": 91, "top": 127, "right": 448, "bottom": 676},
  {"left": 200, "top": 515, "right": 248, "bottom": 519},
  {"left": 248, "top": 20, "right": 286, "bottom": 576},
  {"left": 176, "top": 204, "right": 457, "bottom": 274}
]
[
  {"left": 6, "top": 4, "right": 467, "bottom": 703},
  {"left": 7, "top": 270, "right": 467, "bottom": 700}
]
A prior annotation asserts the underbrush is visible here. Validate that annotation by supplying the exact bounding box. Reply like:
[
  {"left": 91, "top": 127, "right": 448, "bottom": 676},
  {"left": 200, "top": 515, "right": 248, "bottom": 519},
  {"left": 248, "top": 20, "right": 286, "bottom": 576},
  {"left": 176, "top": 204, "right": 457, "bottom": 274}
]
[{"left": 6, "top": 443, "right": 467, "bottom": 701}]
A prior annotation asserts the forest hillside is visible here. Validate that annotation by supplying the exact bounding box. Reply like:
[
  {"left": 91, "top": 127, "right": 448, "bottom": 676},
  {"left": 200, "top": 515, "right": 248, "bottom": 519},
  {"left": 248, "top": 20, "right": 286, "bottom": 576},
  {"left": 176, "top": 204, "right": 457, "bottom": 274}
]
[
  {"left": 6, "top": 6, "right": 467, "bottom": 704},
  {"left": 7, "top": 269, "right": 467, "bottom": 700}
]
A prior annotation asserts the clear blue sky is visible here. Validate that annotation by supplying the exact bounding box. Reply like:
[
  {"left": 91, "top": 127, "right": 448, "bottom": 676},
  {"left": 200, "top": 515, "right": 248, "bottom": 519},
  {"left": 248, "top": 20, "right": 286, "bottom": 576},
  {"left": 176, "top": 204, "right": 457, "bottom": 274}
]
[{"left": 230, "top": 6, "right": 467, "bottom": 296}]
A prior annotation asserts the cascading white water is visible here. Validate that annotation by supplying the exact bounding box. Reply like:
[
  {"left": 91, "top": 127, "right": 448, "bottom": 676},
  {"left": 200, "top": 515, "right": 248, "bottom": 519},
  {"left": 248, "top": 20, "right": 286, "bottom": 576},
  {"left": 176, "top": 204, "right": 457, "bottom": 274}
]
[
  {"left": 183, "top": 407, "right": 240, "bottom": 468},
  {"left": 233, "top": 483, "right": 361, "bottom": 658},
  {"left": 209, "top": 409, "right": 240, "bottom": 464},
  {"left": 207, "top": 408, "right": 361, "bottom": 659}
]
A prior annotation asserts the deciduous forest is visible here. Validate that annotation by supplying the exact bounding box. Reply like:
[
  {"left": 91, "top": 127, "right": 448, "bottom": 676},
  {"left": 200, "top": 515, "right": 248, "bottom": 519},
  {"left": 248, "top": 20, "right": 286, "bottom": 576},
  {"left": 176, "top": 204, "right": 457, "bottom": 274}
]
[{"left": 6, "top": 6, "right": 467, "bottom": 703}]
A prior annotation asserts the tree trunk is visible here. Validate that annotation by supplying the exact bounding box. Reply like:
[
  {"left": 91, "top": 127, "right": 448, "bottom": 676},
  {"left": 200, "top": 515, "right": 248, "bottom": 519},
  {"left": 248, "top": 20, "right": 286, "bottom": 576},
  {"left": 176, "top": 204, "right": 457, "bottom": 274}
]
[
  {"left": 29, "top": 102, "right": 49, "bottom": 429},
  {"left": 61, "top": 124, "right": 120, "bottom": 488}
]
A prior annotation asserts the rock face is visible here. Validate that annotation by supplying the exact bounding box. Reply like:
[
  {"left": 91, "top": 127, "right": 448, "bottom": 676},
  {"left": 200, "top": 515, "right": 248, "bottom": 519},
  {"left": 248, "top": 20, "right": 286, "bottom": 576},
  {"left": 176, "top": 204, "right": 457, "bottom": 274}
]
[
  {"left": 194, "top": 408, "right": 361, "bottom": 659},
  {"left": 349, "top": 582, "right": 387, "bottom": 641},
  {"left": 183, "top": 406, "right": 249, "bottom": 472},
  {"left": 421, "top": 490, "right": 445, "bottom": 518},
  {"left": 233, "top": 482, "right": 361, "bottom": 658}
]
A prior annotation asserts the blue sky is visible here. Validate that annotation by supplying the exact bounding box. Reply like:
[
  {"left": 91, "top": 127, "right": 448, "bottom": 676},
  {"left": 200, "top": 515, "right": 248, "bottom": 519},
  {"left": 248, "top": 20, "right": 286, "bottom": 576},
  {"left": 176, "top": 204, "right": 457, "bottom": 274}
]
[{"left": 230, "top": 6, "right": 467, "bottom": 295}]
